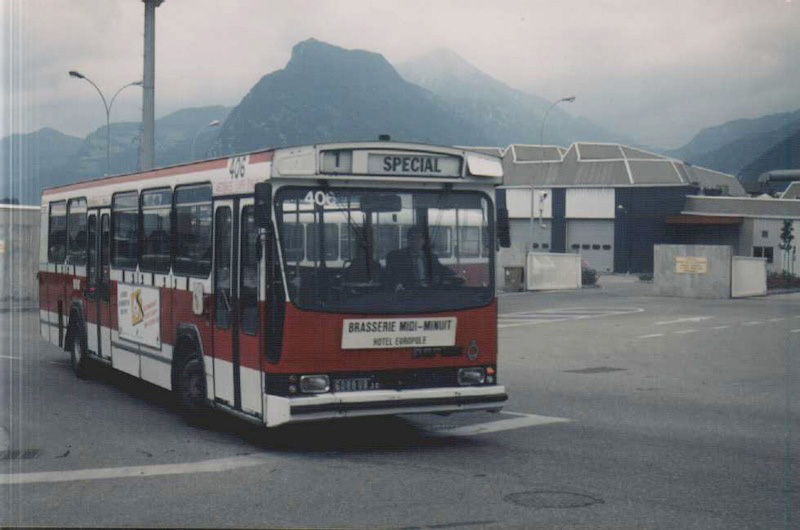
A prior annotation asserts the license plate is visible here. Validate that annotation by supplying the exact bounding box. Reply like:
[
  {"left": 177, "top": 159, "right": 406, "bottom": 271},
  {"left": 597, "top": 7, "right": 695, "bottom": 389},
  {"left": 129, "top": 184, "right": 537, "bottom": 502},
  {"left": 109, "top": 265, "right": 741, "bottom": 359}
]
[{"left": 333, "top": 377, "right": 377, "bottom": 392}]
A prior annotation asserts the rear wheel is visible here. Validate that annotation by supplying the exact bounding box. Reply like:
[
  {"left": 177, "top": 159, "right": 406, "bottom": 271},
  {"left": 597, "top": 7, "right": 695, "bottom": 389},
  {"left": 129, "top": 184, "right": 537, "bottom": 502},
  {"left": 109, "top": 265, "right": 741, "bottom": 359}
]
[
  {"left": 69, "top": 331, "right": 92, "bottom": 379},
  {"left": 176, "top": 355, "right": 207, "bottom": 421}
]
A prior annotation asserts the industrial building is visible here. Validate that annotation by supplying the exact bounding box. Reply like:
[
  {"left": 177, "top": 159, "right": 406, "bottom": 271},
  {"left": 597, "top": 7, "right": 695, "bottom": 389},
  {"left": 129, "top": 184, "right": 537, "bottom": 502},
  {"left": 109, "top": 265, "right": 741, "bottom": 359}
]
[{"left": 489, "top": 142, "right": 747, "bottom": 274}]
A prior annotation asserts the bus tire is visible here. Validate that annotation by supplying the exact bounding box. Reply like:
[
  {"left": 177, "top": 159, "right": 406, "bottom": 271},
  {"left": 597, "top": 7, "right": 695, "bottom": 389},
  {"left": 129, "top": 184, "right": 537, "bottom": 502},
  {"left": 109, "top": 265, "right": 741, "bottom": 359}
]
[
  {"left": 175, "top": 354, "right": 207, "bottom": 422},
  {"left": 68, "top": 323, "right": 93, "bottom": 379}
]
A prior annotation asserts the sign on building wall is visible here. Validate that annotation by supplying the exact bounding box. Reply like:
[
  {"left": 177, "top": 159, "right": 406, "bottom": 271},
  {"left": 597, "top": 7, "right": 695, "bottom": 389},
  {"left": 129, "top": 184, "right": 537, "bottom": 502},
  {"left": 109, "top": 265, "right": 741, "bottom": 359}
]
[
  {"left": 117, "top": 284, "right": 161, "bottom": 348},
  {"left": 675, "top": 256, "right": 708, "bottom": 274}
]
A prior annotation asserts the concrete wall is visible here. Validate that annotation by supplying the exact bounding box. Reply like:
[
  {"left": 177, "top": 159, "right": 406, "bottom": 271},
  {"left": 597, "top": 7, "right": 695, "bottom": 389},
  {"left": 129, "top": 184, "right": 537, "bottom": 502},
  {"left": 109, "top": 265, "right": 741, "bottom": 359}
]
[
  {"left": 0, "top": 205, "right": 41, "bottom": 301},
  {"left": 731, "top": 257, "right": 767, "bottom": 298},
  {"left": 654, "top": 244, "right": 732, "bottom": 299}
]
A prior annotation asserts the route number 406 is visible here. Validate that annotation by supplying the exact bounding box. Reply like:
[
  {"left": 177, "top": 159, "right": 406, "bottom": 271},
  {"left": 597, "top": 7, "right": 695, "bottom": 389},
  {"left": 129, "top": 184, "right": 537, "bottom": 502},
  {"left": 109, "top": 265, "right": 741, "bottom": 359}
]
[
  {"left": 229, "top": 156, "right": 247, "bottom": 180},
  {"left": 304, "top": 190, "right": 337, "bottom": 207}
]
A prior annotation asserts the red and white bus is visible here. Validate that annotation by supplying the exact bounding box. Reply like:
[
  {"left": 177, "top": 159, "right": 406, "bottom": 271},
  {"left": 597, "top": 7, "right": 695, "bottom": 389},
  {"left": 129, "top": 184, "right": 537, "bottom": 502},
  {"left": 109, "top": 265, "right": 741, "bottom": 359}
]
[{"left": 39, "top": 141, "right": 509, "bottom": 427}]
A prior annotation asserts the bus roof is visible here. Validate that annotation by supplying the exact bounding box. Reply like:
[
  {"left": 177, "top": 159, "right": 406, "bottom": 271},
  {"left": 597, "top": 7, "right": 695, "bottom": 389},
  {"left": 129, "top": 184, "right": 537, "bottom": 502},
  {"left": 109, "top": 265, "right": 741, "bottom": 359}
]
[{"left": 42, "top": 141, "right": 503, "bottom": 199}]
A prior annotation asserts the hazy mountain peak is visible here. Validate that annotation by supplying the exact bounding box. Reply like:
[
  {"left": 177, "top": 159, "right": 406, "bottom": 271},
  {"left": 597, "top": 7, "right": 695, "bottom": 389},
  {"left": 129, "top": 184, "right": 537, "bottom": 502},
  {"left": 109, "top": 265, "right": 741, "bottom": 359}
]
[
  {"left": 286, "top": 38, "right": 400, "bottom": 81},
  {"left": 404, "top": 48, "right": 484, "bottom": 79}
]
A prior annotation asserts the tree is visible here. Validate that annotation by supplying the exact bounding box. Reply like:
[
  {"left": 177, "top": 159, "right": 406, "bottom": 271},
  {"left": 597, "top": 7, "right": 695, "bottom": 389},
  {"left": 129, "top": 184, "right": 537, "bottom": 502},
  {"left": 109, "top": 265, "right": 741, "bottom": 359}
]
[{"left": 778, "top": 219, "right": 795, "bottom": 275}]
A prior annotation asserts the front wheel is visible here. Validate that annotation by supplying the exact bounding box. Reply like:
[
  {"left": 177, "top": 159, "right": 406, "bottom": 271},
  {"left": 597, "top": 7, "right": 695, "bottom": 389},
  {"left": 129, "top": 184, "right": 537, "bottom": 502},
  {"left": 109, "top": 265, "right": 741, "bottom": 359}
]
[{"left": 176, "top": 355, "right": 207, "bottom": 421}]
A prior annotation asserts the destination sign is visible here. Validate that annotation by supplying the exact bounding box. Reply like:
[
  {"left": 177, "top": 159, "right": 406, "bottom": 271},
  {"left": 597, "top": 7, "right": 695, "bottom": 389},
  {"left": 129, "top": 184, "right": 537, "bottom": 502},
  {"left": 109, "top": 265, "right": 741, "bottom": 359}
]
[
  {"left": 341, "top": 317, "right": 457, "bottom": 349},
  {"left": 367, "top": 153, "right": 462, "bottom": 177}
]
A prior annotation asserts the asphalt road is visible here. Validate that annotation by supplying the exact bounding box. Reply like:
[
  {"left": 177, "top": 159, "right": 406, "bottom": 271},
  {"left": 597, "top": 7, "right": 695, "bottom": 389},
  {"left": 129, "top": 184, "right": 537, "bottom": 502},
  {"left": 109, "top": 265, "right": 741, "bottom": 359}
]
[{"left": 1, "top": 277, "right": 798, "bottom": 529}]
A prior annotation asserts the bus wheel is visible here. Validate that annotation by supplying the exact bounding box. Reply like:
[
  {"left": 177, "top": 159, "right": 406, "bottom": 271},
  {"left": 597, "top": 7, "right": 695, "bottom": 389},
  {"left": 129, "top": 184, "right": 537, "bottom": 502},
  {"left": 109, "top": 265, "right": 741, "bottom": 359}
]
[
  {"left": 176, "top": 355, "right": 207, "bottom": 421},
  {"left": 69, "top": 332, "right": 92, "bottom": 379}
]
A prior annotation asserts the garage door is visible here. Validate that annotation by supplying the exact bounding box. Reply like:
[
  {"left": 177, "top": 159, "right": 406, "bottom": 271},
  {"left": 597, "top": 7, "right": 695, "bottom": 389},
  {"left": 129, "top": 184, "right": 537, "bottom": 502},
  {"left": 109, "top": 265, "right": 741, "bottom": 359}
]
[{"left": 566, "top": 220, "right": 614, "bottom": 272}]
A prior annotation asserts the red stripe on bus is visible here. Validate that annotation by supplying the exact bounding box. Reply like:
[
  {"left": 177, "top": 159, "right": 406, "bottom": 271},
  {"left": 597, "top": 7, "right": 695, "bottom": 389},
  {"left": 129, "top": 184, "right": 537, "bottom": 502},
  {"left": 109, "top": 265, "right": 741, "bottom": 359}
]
[{"left": 43, "top": 158, "right": 231, "bottom": 196}]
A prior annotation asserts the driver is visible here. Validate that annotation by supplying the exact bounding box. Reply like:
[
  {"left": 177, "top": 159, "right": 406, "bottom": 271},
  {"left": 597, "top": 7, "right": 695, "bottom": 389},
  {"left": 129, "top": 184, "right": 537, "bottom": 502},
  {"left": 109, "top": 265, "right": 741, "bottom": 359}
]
[{"left": 385, "top": 226, "right": 453, "bottom": 290}]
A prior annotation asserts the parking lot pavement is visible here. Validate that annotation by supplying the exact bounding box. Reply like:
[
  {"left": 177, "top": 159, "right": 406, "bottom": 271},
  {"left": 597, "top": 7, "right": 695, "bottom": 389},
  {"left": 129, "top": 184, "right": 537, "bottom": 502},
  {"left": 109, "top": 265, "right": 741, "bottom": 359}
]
[{"left": 1, "top": 285, "right": 798, "bottom": 528}]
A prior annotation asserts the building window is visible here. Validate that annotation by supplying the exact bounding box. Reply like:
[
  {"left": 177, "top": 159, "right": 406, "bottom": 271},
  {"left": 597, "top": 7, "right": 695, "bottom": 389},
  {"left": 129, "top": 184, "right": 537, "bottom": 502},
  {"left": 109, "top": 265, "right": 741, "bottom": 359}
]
[
  {"left": 542, "top": 243, "right": 549, "bottom": 249},
  {"left": 753, "top": 246, "right": 774, "bottom": 264},
  {"left": 571, "top": 244, "right": 580, "bottom": 250},
  {"left": 532, "top": 243, "right": 539, "bottom": 249},
  {"left": 602, "top": 244, "right": 612, "bottom": 250},
  {"left": 592, "top": 244, "right": 601, "bottom": 250},
  {"left": 581, "top": 244, "right": 590, "bottom": 250},
  {"left": 761, "top": 230, "right": 768, "bottom": 238}
]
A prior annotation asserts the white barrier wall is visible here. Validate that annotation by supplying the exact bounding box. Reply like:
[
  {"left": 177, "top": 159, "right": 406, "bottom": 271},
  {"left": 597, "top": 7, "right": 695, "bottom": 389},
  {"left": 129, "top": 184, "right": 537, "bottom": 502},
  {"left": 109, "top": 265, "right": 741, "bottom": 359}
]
[
  {"left": 731, "top": 257, "right": 767, "bottom": 298},
  {"left": 526, "top": 252, "right": 582, "bottom": 291}
]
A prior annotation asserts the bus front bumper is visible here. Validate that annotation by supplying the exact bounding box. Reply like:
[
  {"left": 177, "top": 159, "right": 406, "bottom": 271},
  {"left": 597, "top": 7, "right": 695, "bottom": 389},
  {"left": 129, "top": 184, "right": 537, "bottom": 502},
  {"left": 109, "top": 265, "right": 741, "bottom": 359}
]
[{"left": 263, "top": 385, "right": 507, "bottom": 427}]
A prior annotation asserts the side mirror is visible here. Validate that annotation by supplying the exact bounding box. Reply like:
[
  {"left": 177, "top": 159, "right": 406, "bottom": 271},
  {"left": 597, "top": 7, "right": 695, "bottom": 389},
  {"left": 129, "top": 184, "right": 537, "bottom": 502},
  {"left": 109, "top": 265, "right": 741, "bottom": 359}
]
[
  {"left": 254, "top": 183, "right": 272, "bottom": 229},
  {"left": 497, "top": 207, "right": 511, "bottom": 248}
]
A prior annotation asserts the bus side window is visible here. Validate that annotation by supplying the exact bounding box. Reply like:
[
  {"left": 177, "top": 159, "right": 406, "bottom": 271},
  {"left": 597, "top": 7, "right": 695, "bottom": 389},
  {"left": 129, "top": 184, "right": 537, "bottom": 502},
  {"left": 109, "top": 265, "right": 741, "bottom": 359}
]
[
  {"left": 214, "top": 207, "right": 232, "bottom": 329},
  {"left": 111, "top": 191, "right": 139, "bottom": 270},
  {"left": 174, "top": 184, "right": 212, "bottom": 277},
  {"left": 66, "top": 198, "right": 87, "bottom": 266},
  {"left": 140, "top": 188, "right": 172, "bottom": 274},
  {"left": 87, "top": 215, "right": 97, "bottom": 287},
  {"left": 240, "top": 206, "right": 258, "bottom": 335},
  {"left": 100, "top": 214, "right": 110, "bottom": 299},
  {"left": 48, "top": 201, "right": 67, "bottom": 263}
]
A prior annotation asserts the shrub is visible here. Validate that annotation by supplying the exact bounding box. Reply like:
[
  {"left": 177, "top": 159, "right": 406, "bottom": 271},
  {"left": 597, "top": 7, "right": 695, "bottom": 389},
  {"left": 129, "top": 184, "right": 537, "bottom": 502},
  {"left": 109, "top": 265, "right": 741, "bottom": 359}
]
[
  {"left": 638, "top": 273, "right": 653, "bottom": 282},
  {"left": 767, "top": 271, "right": 800, "bottom": 290},
  {"left": 582, "top": 267, "right": 598, "bottom": 286}
]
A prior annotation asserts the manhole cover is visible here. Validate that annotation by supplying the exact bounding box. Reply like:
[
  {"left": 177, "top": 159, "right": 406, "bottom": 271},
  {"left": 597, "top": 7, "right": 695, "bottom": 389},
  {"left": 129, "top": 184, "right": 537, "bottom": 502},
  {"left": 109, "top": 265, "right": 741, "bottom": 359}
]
[
  {"left": 563, "top": 366, "right": 626, "bottom": 374},
  {"left": 505, "top": 490, "right": 604, "bottom": 509}
]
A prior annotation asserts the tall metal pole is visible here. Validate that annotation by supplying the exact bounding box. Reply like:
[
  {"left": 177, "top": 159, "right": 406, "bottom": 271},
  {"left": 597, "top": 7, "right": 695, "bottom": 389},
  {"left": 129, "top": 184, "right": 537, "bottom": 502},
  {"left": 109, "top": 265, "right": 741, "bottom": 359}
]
[
  {"left": 530, "top": 96, "right": 575, "bottom": 249},
  {"left": 140, "top": 0, "right": 164, "bottom": 171}
]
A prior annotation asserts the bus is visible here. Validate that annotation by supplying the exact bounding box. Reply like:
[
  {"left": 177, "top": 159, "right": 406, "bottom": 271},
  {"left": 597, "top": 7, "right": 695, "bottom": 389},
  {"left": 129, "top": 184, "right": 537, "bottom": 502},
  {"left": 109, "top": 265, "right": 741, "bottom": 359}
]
[{"left": 38, "top": 141, "right": 510, "bottom": 427}]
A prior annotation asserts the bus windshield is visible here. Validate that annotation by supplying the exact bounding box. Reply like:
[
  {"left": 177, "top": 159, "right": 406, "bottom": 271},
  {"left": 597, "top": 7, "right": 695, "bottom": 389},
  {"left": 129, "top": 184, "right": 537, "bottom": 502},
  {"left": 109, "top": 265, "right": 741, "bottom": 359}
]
[{"left": 276, "top": 187, "right": 494, "bottom": 314}]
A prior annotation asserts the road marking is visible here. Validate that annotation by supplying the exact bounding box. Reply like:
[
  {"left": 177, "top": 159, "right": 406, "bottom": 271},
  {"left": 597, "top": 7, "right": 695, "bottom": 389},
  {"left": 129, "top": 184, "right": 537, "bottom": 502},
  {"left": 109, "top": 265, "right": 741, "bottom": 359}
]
[
  {"left": 655, "top": 317, "right": 712, "bottom": 326},
  {"left": 768, "top": 318, "right": 785, "bottom": 322},
  {"left": 434, "top": 412, "right": 570, "bottom": 437},
  {"left": 499, "top": 307, "right": 643, "bottom": 329},
  {"left": 712, "top": 325, "right": 730, "bottom": 330},
  {"left": 791, "top": 329, "right": 800, "bottom": 334},
  {"left": 637, "top": 333, "right": 664, "bottom": 339},
  {"left": 675, "top": 329, "right": 698, "bottom": 334},
  {"left": 742, "top": 321, "right": 762, "bottom": 326},
  {"left": 0, "top": 454, "right": 272, "bottom": 485},
  {"left": 0, "top": 355, "right": 20, "bottom": 360}
]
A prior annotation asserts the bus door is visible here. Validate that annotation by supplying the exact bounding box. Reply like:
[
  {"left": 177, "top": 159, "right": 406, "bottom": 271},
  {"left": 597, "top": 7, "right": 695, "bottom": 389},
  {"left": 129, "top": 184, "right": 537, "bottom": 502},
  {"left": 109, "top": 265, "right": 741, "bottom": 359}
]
[
  {"left": 85, "top": 208, "right": 112, "bottom": 359},
  {"left": 212, "top": 199, "right": 251, "bottom": 412}
]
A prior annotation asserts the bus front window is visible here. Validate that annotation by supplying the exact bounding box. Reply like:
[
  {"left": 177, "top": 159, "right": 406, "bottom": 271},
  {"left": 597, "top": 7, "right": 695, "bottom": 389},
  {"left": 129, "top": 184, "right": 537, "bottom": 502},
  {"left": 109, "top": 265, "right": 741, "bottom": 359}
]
[{"left": 276, "top": 187, "right": 494, "bottom": 314}]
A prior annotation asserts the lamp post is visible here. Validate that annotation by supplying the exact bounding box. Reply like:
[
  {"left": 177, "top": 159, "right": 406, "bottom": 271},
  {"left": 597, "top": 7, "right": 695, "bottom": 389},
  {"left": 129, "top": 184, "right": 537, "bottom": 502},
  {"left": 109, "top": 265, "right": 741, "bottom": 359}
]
[
  {"left": 530, "top": 95, "right": 575, "bottom": 249},
  {"left": 69, "top": 71, "right": 142, "bottom": 176},
  {"left": 191, "top": 120, "right": 221, "bottom": 161}
]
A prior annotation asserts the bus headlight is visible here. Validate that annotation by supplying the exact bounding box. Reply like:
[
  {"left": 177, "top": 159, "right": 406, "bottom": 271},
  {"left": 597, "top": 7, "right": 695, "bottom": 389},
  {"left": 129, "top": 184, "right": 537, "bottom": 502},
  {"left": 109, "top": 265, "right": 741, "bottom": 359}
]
[
  {"left": 458, "top": 367, "right": 486, "bottom": 386},
  {"left": 300, "top": 375, "right": 330, "bottom": 394}
]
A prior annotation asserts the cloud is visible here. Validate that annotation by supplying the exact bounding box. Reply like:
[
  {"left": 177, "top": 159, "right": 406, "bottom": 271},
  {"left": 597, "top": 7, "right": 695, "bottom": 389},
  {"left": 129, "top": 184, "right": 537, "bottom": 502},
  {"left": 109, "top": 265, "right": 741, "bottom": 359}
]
[{"left": 5, "top": 0, "right": 800, "bottom": 148}]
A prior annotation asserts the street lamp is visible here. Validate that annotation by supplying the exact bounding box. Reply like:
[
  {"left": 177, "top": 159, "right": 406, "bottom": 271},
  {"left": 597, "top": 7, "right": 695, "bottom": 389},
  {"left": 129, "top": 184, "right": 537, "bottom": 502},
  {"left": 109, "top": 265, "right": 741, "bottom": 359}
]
[
  {"left": 191, "top": 119, "right": 221, "bottom": 161},
  {"left": 69, "top": 71, "right": 142, "bottom": 176},
  {"left": 530, "top": 95, "right": 575, "bottom": 249}
]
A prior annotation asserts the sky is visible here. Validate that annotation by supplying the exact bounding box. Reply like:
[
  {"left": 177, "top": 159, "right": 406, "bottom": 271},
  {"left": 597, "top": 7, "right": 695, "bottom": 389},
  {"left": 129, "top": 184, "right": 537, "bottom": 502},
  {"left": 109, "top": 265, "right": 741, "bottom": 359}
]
[{"left": 3, "top": 0, "right": 800, "bottom": 149}]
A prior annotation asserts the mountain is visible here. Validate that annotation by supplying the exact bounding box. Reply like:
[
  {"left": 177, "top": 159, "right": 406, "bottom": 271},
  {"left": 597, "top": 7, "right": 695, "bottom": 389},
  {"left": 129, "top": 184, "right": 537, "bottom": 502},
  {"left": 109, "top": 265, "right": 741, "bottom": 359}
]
[
  {"left": 212, "top": 39, "right": 491, "bottom": 155},
  {"left": 0, "top": 128, "right": 83, "bottom": 204},
  {"left": 396, "top": 48, "right": 635, "bottom": 147},
  {"left": 664, "top": 110, "right": 800, "bottom": 175},
  {"left": 738, "top": 128, "right": 800, "bottom": 192},
  {"left": 64, "top": 105, "right": 233, "bottom": 180}
]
